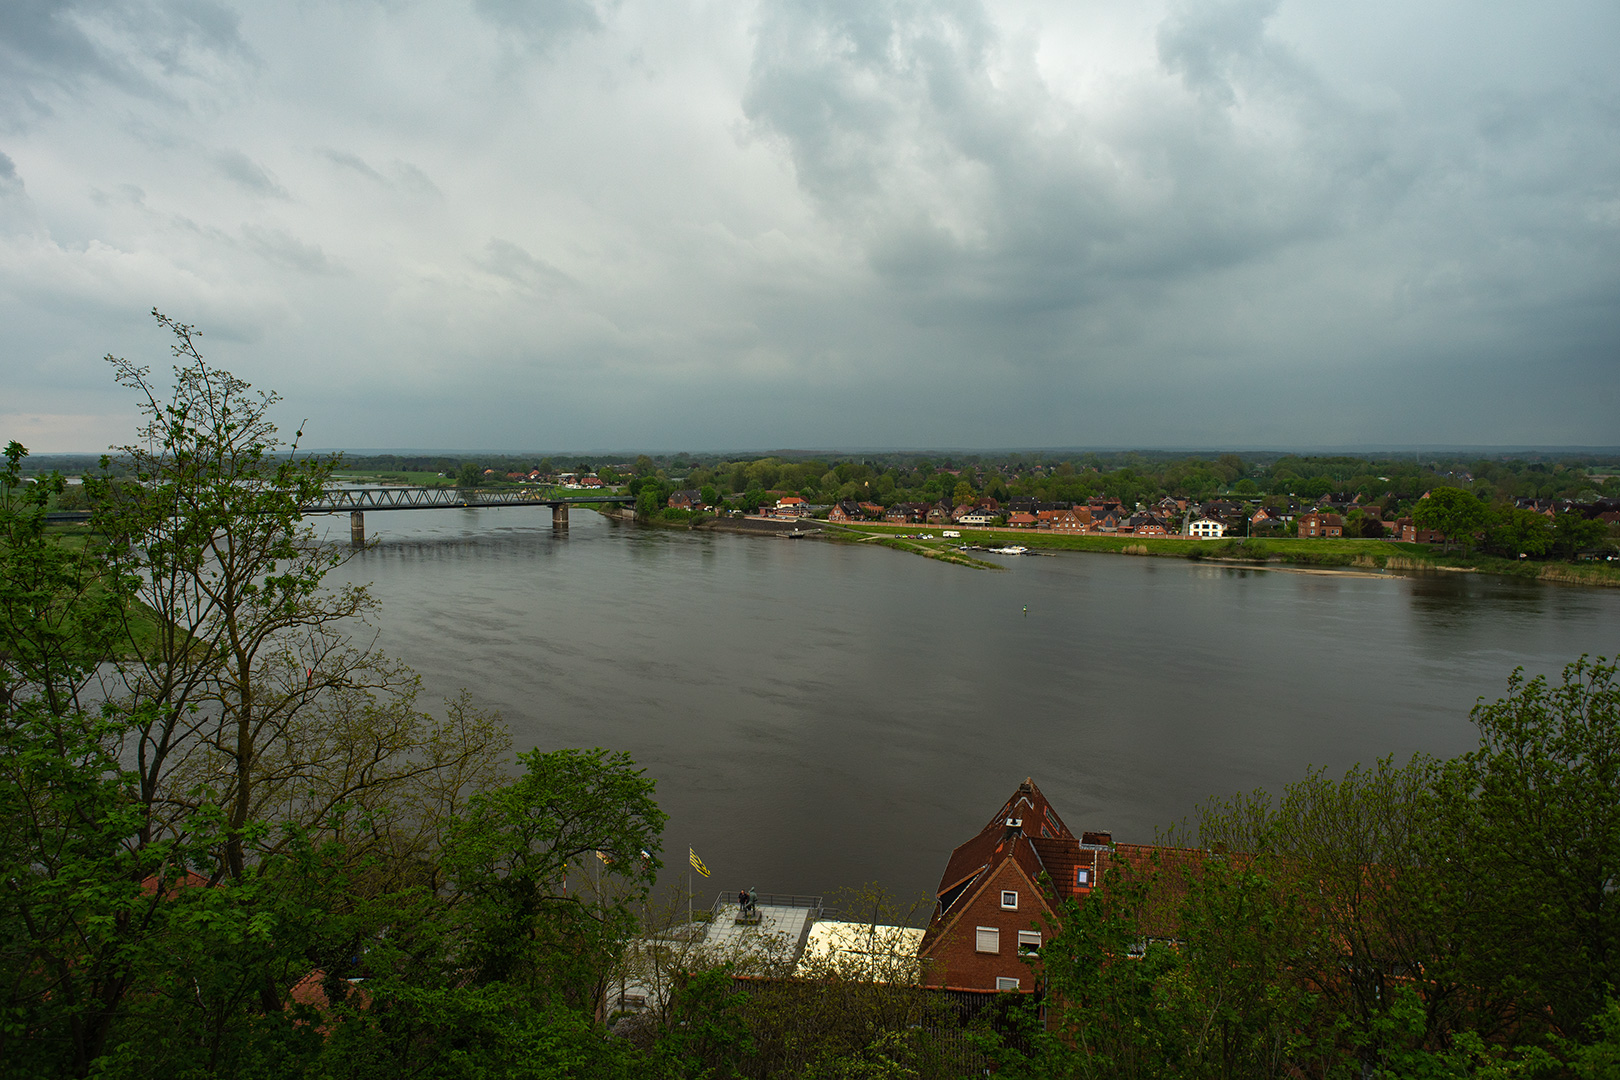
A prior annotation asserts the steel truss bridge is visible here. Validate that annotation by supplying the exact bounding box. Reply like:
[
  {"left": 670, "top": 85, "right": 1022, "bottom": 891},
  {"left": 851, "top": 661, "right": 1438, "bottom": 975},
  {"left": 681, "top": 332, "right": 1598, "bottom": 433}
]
[
  {"left": 315, "top": 487, "right": 632, "bottom": 541},
  {"left": 45, "top": 487, "right": 633, "bottom": 542},
  {"left": 308, "top": 487, "right": 633, "bottom": 542}
]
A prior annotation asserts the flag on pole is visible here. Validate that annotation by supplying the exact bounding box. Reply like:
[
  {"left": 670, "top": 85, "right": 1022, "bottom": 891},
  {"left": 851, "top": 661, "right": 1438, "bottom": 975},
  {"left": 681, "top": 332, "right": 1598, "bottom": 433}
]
[
  {"left": 595, "top": 850, "right": 613, "bottom": 865},
  {"left": 689, "top": 847, "right": 710, "bottom": 878}
]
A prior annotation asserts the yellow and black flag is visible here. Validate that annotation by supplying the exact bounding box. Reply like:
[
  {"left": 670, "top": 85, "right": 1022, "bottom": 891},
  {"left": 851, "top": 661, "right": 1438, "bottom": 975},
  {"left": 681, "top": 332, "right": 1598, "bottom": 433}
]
[{"left": 689, "top": 847, "right": 710, "bottom": 878}]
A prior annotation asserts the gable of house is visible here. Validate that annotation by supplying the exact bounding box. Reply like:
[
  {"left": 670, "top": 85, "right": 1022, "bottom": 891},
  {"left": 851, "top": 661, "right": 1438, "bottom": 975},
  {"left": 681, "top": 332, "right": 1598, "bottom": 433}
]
[{"left": 919, "top": 778, "right": 1093, "bottom": 992}]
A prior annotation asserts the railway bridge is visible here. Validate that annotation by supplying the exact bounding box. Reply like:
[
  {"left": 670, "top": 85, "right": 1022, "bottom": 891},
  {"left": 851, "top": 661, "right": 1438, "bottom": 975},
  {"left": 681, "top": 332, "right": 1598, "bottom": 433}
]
[
  {"left": 45, "top": 486, "right": 634, "bottom": 543},
  {"left": 308, "top": 487, "right": 633, "bottom": 543}
]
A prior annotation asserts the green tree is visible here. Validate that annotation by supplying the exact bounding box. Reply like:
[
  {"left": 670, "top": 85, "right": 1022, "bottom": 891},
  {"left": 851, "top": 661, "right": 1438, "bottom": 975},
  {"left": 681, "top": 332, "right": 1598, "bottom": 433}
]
[
  {"left": 0, "top": 442, "right": 120, "bottom": 724},
  {"left": 1484, "top": 505, "right": 1555, "bottom": 558},
  {"left": 1196, "top": 757, "right": 1461, "bottom": 1069},
  {"left": 1295, "top": 475, "right": 1333, "bottom": 501},
  {"left": 443, "top": 747, "right": 665, "bottom": 1015},
  {"left": 1433, "top": 656, "right": 1620, "bottom": 1040},
  {"left": 1553, "top": 511, "right": 1608, "bottom": 559},
  {"left": 2, "top": 317, "right": 512, "bottom": 1073},
  {"left": 1024, "top": 857, "right": 1182, "bottom": 1080},
  {"left": 88, "top": 315, "right": 507, "bottom": 882},
  {"left": 456, "top": 461, "right": 483, "bottom": 488},
  {"left": 1412, "top": 486, "right": 1489, "bottom": 554}
]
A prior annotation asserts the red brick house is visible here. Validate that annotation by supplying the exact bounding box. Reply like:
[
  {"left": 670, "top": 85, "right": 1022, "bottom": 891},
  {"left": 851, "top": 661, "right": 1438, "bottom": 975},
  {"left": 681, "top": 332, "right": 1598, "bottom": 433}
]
[
  {"left": 829, "top": 500, "right": 861, "bottom": 523},
  {"left": 1395, "top": 518, "right": 1445, "bottom": 544},
  {"left": 918, "top": 779, "right": 1110, "bottom": 993},
  {"left": 1049, "top": 508, "right": 1091, "bottom": 533},
  {"left": 1297, "top": 512, "right": 1343, "bottom": 538}
]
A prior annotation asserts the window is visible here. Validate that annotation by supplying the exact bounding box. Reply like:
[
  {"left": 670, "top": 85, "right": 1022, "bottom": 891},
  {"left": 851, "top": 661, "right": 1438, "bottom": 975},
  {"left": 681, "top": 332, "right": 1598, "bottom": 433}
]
[
  {"left": 996, "top": 976, "right": 1021, "bottom": 991},
  {"left": 1076, "top": 868, "right": 1090, "bottom": 887},
  {"left": 1000, "top": 890, "right": 1018, "bottom": 910},
  {"left": 1018, "top": 930, "right": 1042, "bottom": 954},
  {"left": 975, "top": 926, "right": 1000, "bottom": 954}
]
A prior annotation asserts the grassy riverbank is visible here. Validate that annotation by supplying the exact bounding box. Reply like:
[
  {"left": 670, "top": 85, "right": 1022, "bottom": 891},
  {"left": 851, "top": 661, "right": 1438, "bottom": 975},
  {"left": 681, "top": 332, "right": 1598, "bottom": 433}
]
[{"left": 827, "top": 522, "right": 1620, "bottom": 585}]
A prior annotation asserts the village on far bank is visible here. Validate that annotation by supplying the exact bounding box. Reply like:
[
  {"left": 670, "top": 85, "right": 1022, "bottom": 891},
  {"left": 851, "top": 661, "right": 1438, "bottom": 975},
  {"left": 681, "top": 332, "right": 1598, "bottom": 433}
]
[{"left": 327, "top": 449, "right": 1620, "bottom": 563}]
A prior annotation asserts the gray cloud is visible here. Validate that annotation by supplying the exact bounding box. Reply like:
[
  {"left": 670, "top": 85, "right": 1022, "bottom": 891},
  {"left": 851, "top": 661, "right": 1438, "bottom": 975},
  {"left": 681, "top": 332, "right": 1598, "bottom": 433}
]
[
  {"left": 0, "top": 0, "right": 250, "bottom": 126},
  {"left": 743, "top": 0, "right": 1380, "bottom": 326},
  {"left": 242, "top": 225, "right": 334, "bottom": 274},
  {"left": 318, "top": 148, "right": 441, "bottom": 197},
  {"left": 0, "top": 0, "right": 1615, "bottom": 451},
  {"left": 216, "top": 148, "right": 287, "bottom": 197},
  {"left": 392, "top": 160, "right": 441, "bottom": 197},
  {"left": 472, "top": 0, "right": 603, "bottom": 40},
  {"left": 475, "top": 238, "right": 575, "bottom": 293},
  {"left": 318, "top": 148, "right": 389, "bottom": 185}
]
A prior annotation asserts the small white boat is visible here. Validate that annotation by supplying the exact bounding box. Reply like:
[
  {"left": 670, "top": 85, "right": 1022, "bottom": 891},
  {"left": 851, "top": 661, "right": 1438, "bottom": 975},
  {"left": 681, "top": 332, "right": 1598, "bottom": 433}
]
[{"left": 988, "top": 545, "right": 1029, "bottom": 555}]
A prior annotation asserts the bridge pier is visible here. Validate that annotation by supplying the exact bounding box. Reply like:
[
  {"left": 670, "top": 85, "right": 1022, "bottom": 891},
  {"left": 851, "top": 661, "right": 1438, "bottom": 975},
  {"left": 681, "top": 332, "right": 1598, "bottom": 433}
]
[
  {"left": 552, "top": 504, "right": 569, "bottom": 528},
  {"left": 350, "top": 511, "right": 365, "bottom": 546}
]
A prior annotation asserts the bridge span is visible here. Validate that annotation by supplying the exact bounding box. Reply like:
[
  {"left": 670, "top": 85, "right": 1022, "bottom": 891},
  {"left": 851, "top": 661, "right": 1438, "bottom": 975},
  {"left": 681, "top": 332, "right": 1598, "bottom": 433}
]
[
  {"left": 309, "top": 487, "right": 633, "bottom": 543},
  {"left": 45, "top": 486, "right": 634, "bottom": 543}
]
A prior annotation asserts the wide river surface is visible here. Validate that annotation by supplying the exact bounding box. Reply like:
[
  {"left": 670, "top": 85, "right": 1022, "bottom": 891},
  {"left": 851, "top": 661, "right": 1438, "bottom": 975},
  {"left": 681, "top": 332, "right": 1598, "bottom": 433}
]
[{"left": 324, "top": 508, "right": 1620, "bottom": 909}]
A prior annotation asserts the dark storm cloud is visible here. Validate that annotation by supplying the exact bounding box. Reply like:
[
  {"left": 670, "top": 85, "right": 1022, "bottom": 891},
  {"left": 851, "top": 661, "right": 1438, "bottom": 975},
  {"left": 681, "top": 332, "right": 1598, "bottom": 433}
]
[
  {"left": 736, "top": 0, "right": 1620, "bottom": 434},
  {"left": 1, "top": 0, "right": 1616, "bottom": 451},
  {"left": 742, "top": 0, "right": 1382, "bottom": 325}
]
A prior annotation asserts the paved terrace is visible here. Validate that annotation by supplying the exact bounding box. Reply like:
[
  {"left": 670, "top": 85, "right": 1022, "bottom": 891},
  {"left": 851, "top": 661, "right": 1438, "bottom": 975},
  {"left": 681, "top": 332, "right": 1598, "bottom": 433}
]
[
  {"left": 606, "top": 892, "right": 823, "bottom": 1018},
  {"left": 700, "top": 892, "right": 823, "bottom": 962}
]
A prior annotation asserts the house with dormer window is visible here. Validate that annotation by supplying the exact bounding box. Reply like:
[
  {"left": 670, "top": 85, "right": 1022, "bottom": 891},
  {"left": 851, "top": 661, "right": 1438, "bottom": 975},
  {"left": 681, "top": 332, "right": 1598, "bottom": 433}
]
[
  {"left": 917, "top": 780, "right": 1212, "bottom": 996},
  {"left": 918, "top": 779, "right": 1112, "bottom": 993}
]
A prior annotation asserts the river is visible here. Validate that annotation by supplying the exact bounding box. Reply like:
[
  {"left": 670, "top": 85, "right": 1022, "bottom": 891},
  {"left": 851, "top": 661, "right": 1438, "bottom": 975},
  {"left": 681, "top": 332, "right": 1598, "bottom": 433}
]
[{"left": 323, "top": 508, "right": 1620, "bottom": 909}]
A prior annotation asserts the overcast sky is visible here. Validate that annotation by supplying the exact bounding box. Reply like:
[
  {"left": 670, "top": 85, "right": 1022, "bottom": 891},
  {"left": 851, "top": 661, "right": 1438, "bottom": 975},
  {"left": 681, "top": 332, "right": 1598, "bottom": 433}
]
[{"left": 1, "top": 0, "right": 1616, "bottom": 454}]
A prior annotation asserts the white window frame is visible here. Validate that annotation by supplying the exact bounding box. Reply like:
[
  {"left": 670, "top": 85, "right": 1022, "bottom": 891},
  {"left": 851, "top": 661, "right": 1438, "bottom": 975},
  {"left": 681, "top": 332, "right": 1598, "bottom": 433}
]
[
  {"left": 975, "top": 926, "right": 1000, "bottom": 954},
  {"left": 996, "top": 976, "right": 1020, "bottom": 991},
  {"left": 1076, "top": 867, "right": 1090, "bottom": 886},
  {"left": 1018, "top": 930, "right": 1042, "bottom": 954},
  {"left": 1000, "top": 890, "right": 1018, "bottom": 910}
]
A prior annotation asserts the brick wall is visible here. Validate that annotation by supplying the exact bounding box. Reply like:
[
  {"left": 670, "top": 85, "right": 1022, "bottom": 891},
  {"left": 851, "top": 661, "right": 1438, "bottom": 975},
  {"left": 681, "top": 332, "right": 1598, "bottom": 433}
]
[{"left": 923, "top": 861, "right": 1057, "bottom": 992}]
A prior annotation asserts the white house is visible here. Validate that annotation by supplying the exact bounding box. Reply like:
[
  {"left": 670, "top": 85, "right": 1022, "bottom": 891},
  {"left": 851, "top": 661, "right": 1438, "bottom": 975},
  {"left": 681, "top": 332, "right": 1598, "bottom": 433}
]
[{"left": 1188, "top": 516, "right": 1226, "bottom": 538}]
